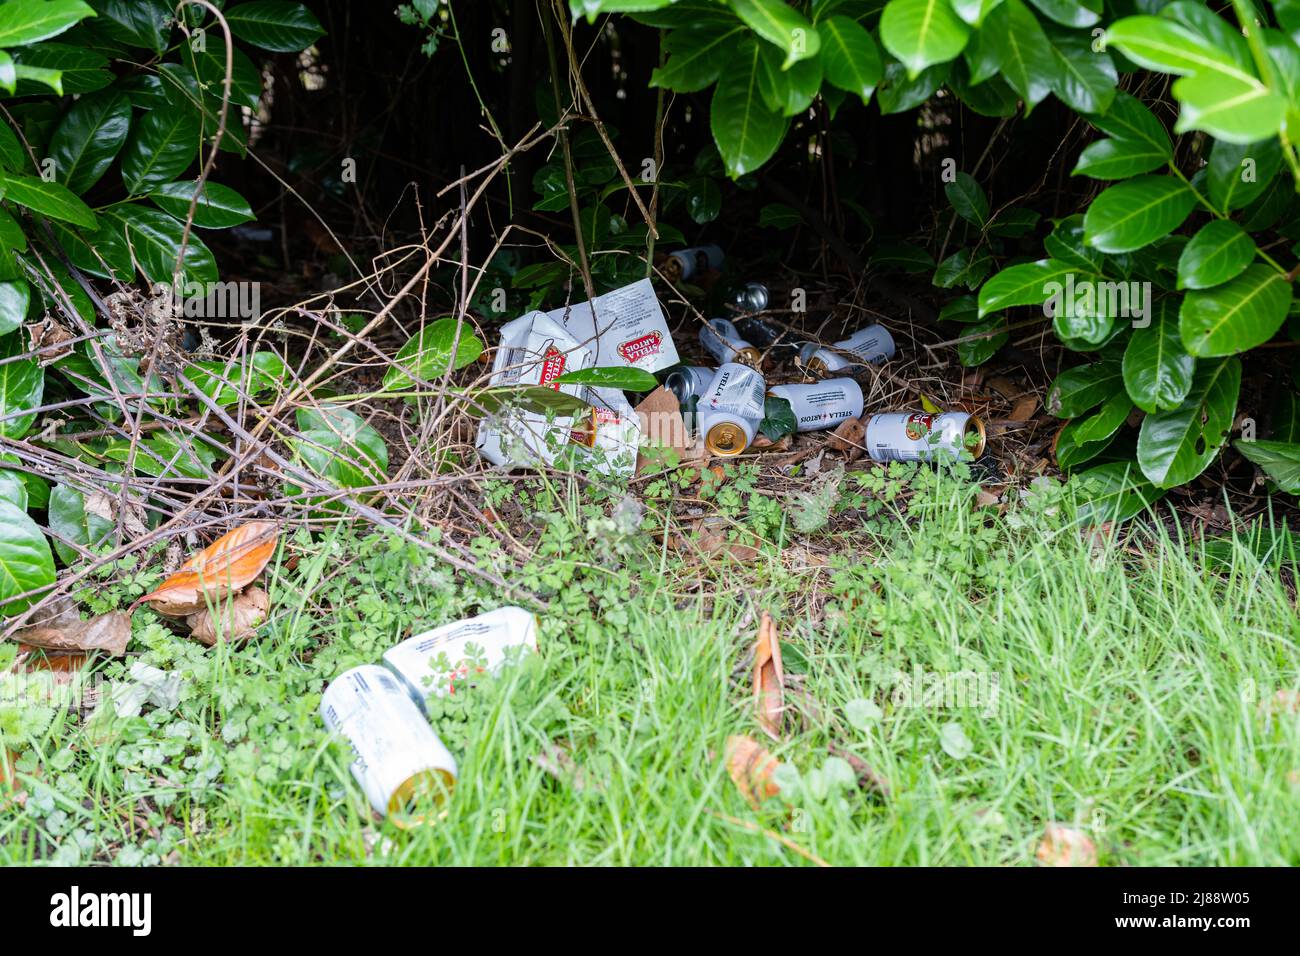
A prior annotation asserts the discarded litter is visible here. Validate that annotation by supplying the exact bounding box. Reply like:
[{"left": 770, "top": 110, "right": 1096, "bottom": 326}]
[
  {"left": 797, "top": 323, "right": 896, "bottom": 374},
  {"left": 728, "top": 280, "right": 770, "bottom": 312},
  {"left": 768, "top": 379, "right": 863, "bottom": 433},
  {"left": 320, "top": 664, "right": 458, "bottom": 829},
  {"left": 477, "top": 278, "right": 678, "bottom": 477},
  {"left": 864, "top": 411, "right": 986, "bottom": 462},
  {"left": 662, "top": 244, "right": 723, "bottom": 282},
  {"left": 700, "top": 362, "right": 767, "bottom": 456},
  {"left": 663, "top": 364, "right": 716, "bottom": 410},
  {"left": 699, "top": 317, "right": 760, "bottom": 367},
  {"left": 382, "top": 606, "right": 538, "bottom": 713}
]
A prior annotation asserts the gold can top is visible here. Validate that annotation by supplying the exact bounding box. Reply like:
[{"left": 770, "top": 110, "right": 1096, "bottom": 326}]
[{"left": 706, "top": 421, "right": 748, "bottom": 456}]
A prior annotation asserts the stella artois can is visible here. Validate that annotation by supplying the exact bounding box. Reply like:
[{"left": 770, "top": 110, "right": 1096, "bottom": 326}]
[
  {"left": 700, "top": 362, "right": 766, "bottom": 456},
  {"left": 320, "top": 665, "right": 458, "bottom": 828},
  {"left": 664, "top": 365, "right": 717, "bottom": 409},
  {"left": 663, "top": 244, "right": 724, "bottom": 282},
  {"left": 768, "top": 378, "right": 863, "bottom": 432},
  {"left": 700, "top": 317, "right": 761, "bottom": 367},
  {"left": 864, "top": 411, "right": 986, "bottom": 462},
  {"left": 383, "top": 607, "right": 538, "bottom": 712},
  {"left": 798, "top": 323, "right": 896, "bottom": 374}
]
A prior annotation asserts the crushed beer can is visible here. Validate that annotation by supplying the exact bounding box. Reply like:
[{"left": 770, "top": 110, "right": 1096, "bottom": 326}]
[
  {"left": 700, "top": 362, "right": 766, "bottom": 456},
  {"left": 768, "top": 379, "right": 863, "bottom": 432},
  {"left": 663, "top": 244, "right": 724, "bottom": 282},
  {"left": 700, "top": 317, "right": 761, "bottom": 367},
  {"left": 383, "top": 606, "right": 538, "bottom": 712},
  {"left": 864, "top": 411, "right": 986, "bottom": 462},
  {"left": 798, "top": 323, "right": 896, "bottom": 374},
  {"left": 320, "top": 664, "right": 458, "bottom": 828}
]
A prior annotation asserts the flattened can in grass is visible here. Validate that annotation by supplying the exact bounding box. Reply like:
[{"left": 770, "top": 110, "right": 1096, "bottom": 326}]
[
  {"left": 700, "top": 362, "right": 766, "bottom": 456},
  {"left": 865, "top": 411, "right": 986, "bottom": 462},
  {"left": 768, "top": 378, "right": 863, "bottom": 432},
  {"left": 383, "top": 606, "right": 538, "bottom": 711},
  {"left": 320, "top": 665, "right": 457, "bottom": 828}
]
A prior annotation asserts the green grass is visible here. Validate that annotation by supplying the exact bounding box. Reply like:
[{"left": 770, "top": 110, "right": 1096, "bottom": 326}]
[{"left": 2, "top": 463, "right": 1299, "bottom": 865}]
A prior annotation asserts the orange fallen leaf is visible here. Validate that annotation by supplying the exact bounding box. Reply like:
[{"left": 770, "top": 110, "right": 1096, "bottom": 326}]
[
  {"left": 724, "top": 735, "right": 782, "bottom": 808},
  {"left": 753, "top": 611, "right": 785, "bottom": 739},
  {"left": 138, "top": 521, "right": 278, "bottom": 617},
  {"left": 186, "top": 586, "right": 270, "bottom": 646},
  {"left": 1035, "top": 824, "right": 1097, "bottom": 867}
]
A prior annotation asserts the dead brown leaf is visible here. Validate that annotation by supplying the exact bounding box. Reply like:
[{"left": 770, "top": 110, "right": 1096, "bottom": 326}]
[
  {"left": 14, "top": 611, "right": 131, "bottom": 657},
  {"left": 138, "top": 520, "right": 278, "bottom": 617},
  {"left": 1035, "top": 824, "right": 1098, "bottom": 867},
  {"left": 1008, "top": 394, "right": 1040, "bottom": 423},
  {"left": 828, "top": 742, "right": 892, "bottom": 799},
  {"left": 186, "top": 586, "right": 270, "bottom": 646},
  {"left": 724, "top": 735, "right": 782, "bottom": 808},
  {"left": 826, "top": 416, "right": 866, "bottom": 460},
  {"left": 753, "top": 611, "right": 785, "bottom": 739},
  {"left": 634, "top": 386, "right": 691, "bottom": 473}
]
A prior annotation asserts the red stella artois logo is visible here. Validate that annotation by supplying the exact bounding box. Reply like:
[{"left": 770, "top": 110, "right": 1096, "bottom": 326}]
[
  {"left": 905, "top": 413, "right": 934, "bottom": 442},
  {"left": 539, "top": 347, "right": 566, "bottom": 389},
  {"left": 617, "top": 331, "right": 662, "bottom": 363}
]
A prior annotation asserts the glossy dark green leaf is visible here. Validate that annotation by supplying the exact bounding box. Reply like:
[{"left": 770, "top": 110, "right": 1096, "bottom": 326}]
[
  {"left": 1026, "top": 0, "right": 1098, "bottom": 27},
  {"left": 998, "top": 0, "right": 1056, "bottom": 112},
  {"left": 0, "top": 499, "right": 54, "bottom": 614},
  {"left": 1136, "top": 356, "right": 1240, "bottom": 487},
  {"left": 1043, "top": 214, "right": 1104, "bottom": 271},
  {"left": 0, "top": 331, "right": 43, "bottom": 439},
  {"left": 1176, "top": 219, "right": 1255, "bottom": 290},
  {"left": 382, "top": 319, "right": 485, "bottom": 392},
  {"left": 1048, "top": 30, "right": 1116, "bottom": 115},
  {"left": 650, "top": 23, "right": 745, "bottom": 92},
  {"left": 47, "top": 483, "right": 113, "bottom": 566},
  {"left": 1178, "top": 264, "right": 1290, "bottom": 357},
  {"left": 818, "top": 15, "right": 881, "bottom": 104},
  {"left": 187, "top": 352, "right": 288, "bottom": 405},
  {"left": 978, "top": 258, "right": 1081, "bottom": 316},
  {"left": 1087, "top": 90, "right": 1171, "bottom": 157},
  {"left": 1069, "top": 387, "right": 1131, "bottom": 444},
  {"left": 553, "top": 366, "right": 659, "bottom": 391},
  {"left": 149, "top": 181, "right": 255, "bottom": 228},
  {"left": 730, "top": 0, "right": 820, "bottom": 68},
  {"left": 45, "top": 219, "right": 133, "bottom": 280},
  {"left": 100, "top": 204, "right": 218, "bottom": 285},
  {"left": 182, "top": 35, "right": 263, "bottom": 111},
  {"left": 1206, "top": 138, "right": 1282, "bottom": 213},
  {"left": 945, "top": 171, "right": 988, "bottom": 226},
  {"left": 0, "top": 171, "right": 96, "bottom": 228},
  {"left": 0, "top": 0, "right": 94, "bottom": 47},
  {"left": 91, "top": 0, "right": 171, "bottom": 52},
  {"left": 1071, "top": 136, "right": 1166, "bottom": 179},
  {"left": 12, "top": 41, "right": 110, "bottom": 93},
  {"left": 881, "top": 0, "right": 970, "bottom": 78},
  {"left": 1046, "top": 356, "right": 1124, "bottom": 418},
  {"left": 120, "top": 107, "right": 201, "bottom": 194},
  {"left": 0, "top": 280, "right": 29, "bottom": 337},
  {"left": 48, "top": 90, "right": 131, "bottom": 195},
  {"left": 1122, "top": 297, "right": 1195, "bottom": 413},
  {"left": 1236, "top": 438, "right": 1300, "bottom": 492},
  {"left": 876, "top": 59, "right": 949, "bottom": 113},
  {"left": 710, "top": 41, "right": 788, "bottom": 178},
  {"left": 1082, "top": 175, "right": 1194, "bottom": 253},
  {"left": 956, "top": 315, "right": 1008, "bottom": 365},
  {"left": 225, "top": 1, "right": 325, "bottom": 52}
]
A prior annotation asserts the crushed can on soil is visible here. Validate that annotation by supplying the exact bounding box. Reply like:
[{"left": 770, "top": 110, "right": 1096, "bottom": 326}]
[
  {"left": 865, "top": 411, "right": 986, "bottom": 462},
  {"left": 383, "top": 607, "right": 538, "bottom": 711},
  {"left": 701, "top": 362, "right": 767, "bottom": 456},
  {"left": 320, "top": 664, "right": 458, "bottom": 828}
]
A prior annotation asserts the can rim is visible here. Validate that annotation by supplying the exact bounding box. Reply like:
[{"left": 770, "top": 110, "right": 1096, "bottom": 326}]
[
  {"left": 966, "top": 415, "right": 987, "bottom": 458},
  {"left": 705, "top": 421, "right": 747, "bottom": 456},
  {"left": 388, "top": 768, "right": 457, "bottom": 829}
]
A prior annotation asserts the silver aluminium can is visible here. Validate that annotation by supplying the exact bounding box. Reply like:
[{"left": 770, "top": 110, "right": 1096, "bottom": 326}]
[
  {"left": 700, "top": 362, "right": 766, "bottom": 456},
  {"left": 664, "top": 365, "right": 717, "bottom": 408},
  {"left": 699, "top": 318, "right": 760, "bottom": 366},
  {"left": 768, "top": 379, "right": 863, "bottom": 432},
  {"left": 799, "top": 324, "right": 896, "bottom": 373},
  {"left": 864, "top": 411, "right": 986, "bottom": 462},
  {"left": 320, "top": 664, "right": 458, "bottom": 828}
]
